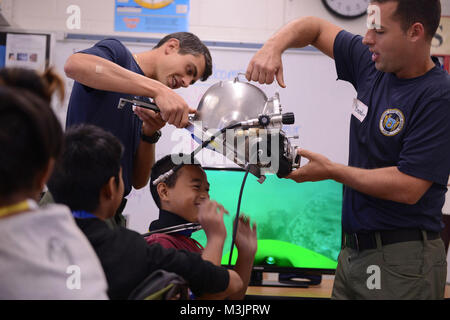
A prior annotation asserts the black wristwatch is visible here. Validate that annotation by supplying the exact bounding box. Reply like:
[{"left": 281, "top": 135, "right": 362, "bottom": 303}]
[{"left": 141, "top": 129, "right": 161, "bottom": 144}]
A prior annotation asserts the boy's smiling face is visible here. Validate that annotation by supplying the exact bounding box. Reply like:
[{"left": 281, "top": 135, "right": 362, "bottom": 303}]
[{"left": 159, "top": 165, "right": 210, "bottom": 222}]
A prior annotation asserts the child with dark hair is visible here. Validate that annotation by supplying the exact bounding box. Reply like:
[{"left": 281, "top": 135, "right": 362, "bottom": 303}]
[
  {"left": 0, "top": 66, "right": 67, "bottom": 205},
  {"left": 0, "top": 69, "right": 108, "bottom": 299},
  {"left": 147, "top": 155, "right": 210, "bottom": 253},
  {"left": 0, "top": 66, "right": 65, "bottom": 104},
  {"left": 147, "top": 154, "right": 257, "bottom": 299},
  {"left": 47, "top": 124, "right": 244, "bottom": 300}
]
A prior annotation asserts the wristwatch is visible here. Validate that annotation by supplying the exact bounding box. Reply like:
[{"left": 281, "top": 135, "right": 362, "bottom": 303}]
[{"left": 141, "top": 129, "right": 161, "bottom": 144}]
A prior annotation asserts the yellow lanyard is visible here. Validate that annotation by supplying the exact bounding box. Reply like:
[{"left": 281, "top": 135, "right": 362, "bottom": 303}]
[{"left": 0, "top": 200, "right": 32, "bottom": 219}]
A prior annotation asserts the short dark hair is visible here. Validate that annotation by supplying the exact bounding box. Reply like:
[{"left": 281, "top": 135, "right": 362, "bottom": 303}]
[
  {"left": 154, "top": 32, "right": 213, "bottom": 81},
  {"left": 149, "top": 154, "right": 202, "bottom": 208},
  {"left": 372, "top": 0, "right": 441, "bottom": 40},
  {"left": 48, "top": 124, "right": 124, "bottom": 213},
  {"left": 0, "top": 87, "right": 63, "bottom": 198}
]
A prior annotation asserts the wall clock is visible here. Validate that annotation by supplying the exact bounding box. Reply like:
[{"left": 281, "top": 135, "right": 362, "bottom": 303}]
[{"left": 322, "top": 0, "right": 369, "bottom": 19}]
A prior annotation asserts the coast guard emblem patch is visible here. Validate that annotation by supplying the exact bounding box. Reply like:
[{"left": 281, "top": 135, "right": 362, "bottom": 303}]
[{"left": 379, "top": 108, "right": 405, "bottom": 136}]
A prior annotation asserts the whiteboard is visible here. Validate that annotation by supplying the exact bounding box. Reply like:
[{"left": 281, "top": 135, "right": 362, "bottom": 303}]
[{"left": 51, "top": 37, "right": 356, "bottom": 234}]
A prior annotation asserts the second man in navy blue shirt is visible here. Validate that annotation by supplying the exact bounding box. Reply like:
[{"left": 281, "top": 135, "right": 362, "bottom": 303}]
[{"left": 64, "top": 32, "right": 213, "bottom": 225}]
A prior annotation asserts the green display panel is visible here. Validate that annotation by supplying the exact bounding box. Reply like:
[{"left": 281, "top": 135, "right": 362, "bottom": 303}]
[{"left": 192, "top": 168, "right": 342, "bottom": 271}]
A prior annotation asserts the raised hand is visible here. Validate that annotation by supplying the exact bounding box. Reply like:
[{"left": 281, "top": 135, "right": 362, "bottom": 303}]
[
  {"left": 197, "top": 200, "right": 228, "bottom": 243},
  {"left": 235, "top": 214, "right": 257, "bottom": 257},
  {"left": 285, "top": 148, "right": 333, "bottom": 183},
  {"left": 246, "top": 43, "right": 286, "bottom": 88},
  {"left": 153, "top": 86, "right": 196, "bottom": 128},
  {"left": 198, "top": 200, "right": 229, "bottom": 266},
  {"left": 133, "top": 107, "right": 166, "bottom": 136}
]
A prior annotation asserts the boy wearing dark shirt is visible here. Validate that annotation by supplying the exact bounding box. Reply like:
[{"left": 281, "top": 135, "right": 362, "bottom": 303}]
[
  {"left": 47, "top": 124, "right": 243, "bottom": 300},
  {"left": 147, "top": 154, "right": 258, "bottom": 300}
]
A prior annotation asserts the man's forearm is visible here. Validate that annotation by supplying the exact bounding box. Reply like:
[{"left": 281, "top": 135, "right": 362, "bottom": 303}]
[
  {"left": 64, "top": 53, "right": 165, "bottom": 97},
  {"left": 132, "top": 141, "right": 155, "bottom": 189},
  {"left": 329, "top": 164, "right": 432, "bottom": 205},
  {"left": 264, "top": 16, "right": 321, "bottom": 53},
  {"left": 265, "top": 16, "right": 340, "bottom": 57}
]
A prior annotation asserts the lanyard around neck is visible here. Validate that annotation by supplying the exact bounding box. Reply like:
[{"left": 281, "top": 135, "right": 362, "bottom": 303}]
[
  {"left": 72, "top": 210, "right": 97, "bottom": 219},
  {"left": 0, "top": 199, "right": 37, "bottom": 219}
]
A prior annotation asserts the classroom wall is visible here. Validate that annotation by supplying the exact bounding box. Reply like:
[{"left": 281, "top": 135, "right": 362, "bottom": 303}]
[
  {"left": 5, "top": 0, "right": 370, "bottom": 42},
  {"left": 5, "top": 0, "right": 450, "bottom": 41},
  {"left": 1, "top": 0, "right": 366, "bottom": 234},
  {"left": 2, "top": 0, "right": 450, "bottom": 235}
]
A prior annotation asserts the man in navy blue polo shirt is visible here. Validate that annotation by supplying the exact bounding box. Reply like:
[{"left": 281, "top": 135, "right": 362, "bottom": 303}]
[
  {"left": 64, "top": 32, "right": 212, "bottom": 226},
  {"left": 246, "top": 0, "right": 449, "bottom": 299}
]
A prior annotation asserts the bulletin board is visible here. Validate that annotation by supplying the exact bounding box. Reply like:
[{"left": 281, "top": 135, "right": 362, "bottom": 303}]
[{"left": 0, "top": 31, "right": 52, "bottom": 72}]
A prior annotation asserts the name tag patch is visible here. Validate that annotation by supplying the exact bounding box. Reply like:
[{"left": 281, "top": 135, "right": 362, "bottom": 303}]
[{"left": 352, "top": 98, "right": 368, "bottom": 122}]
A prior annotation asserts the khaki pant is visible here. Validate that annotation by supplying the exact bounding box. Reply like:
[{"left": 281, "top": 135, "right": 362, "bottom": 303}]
[{"left": 332, "top": 232, "right": 447, "bottom": 300}]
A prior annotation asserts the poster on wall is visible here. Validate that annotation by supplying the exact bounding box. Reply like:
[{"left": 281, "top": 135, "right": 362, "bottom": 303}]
[
  {"left": 4, "top": 33, "right": 47, "bottom": 72},
  {"left": 431, "top": 16, "right": 450, "bottom": 56},
  {"left": 114, "top": 0, "right": 190, "bottom": 34}
]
